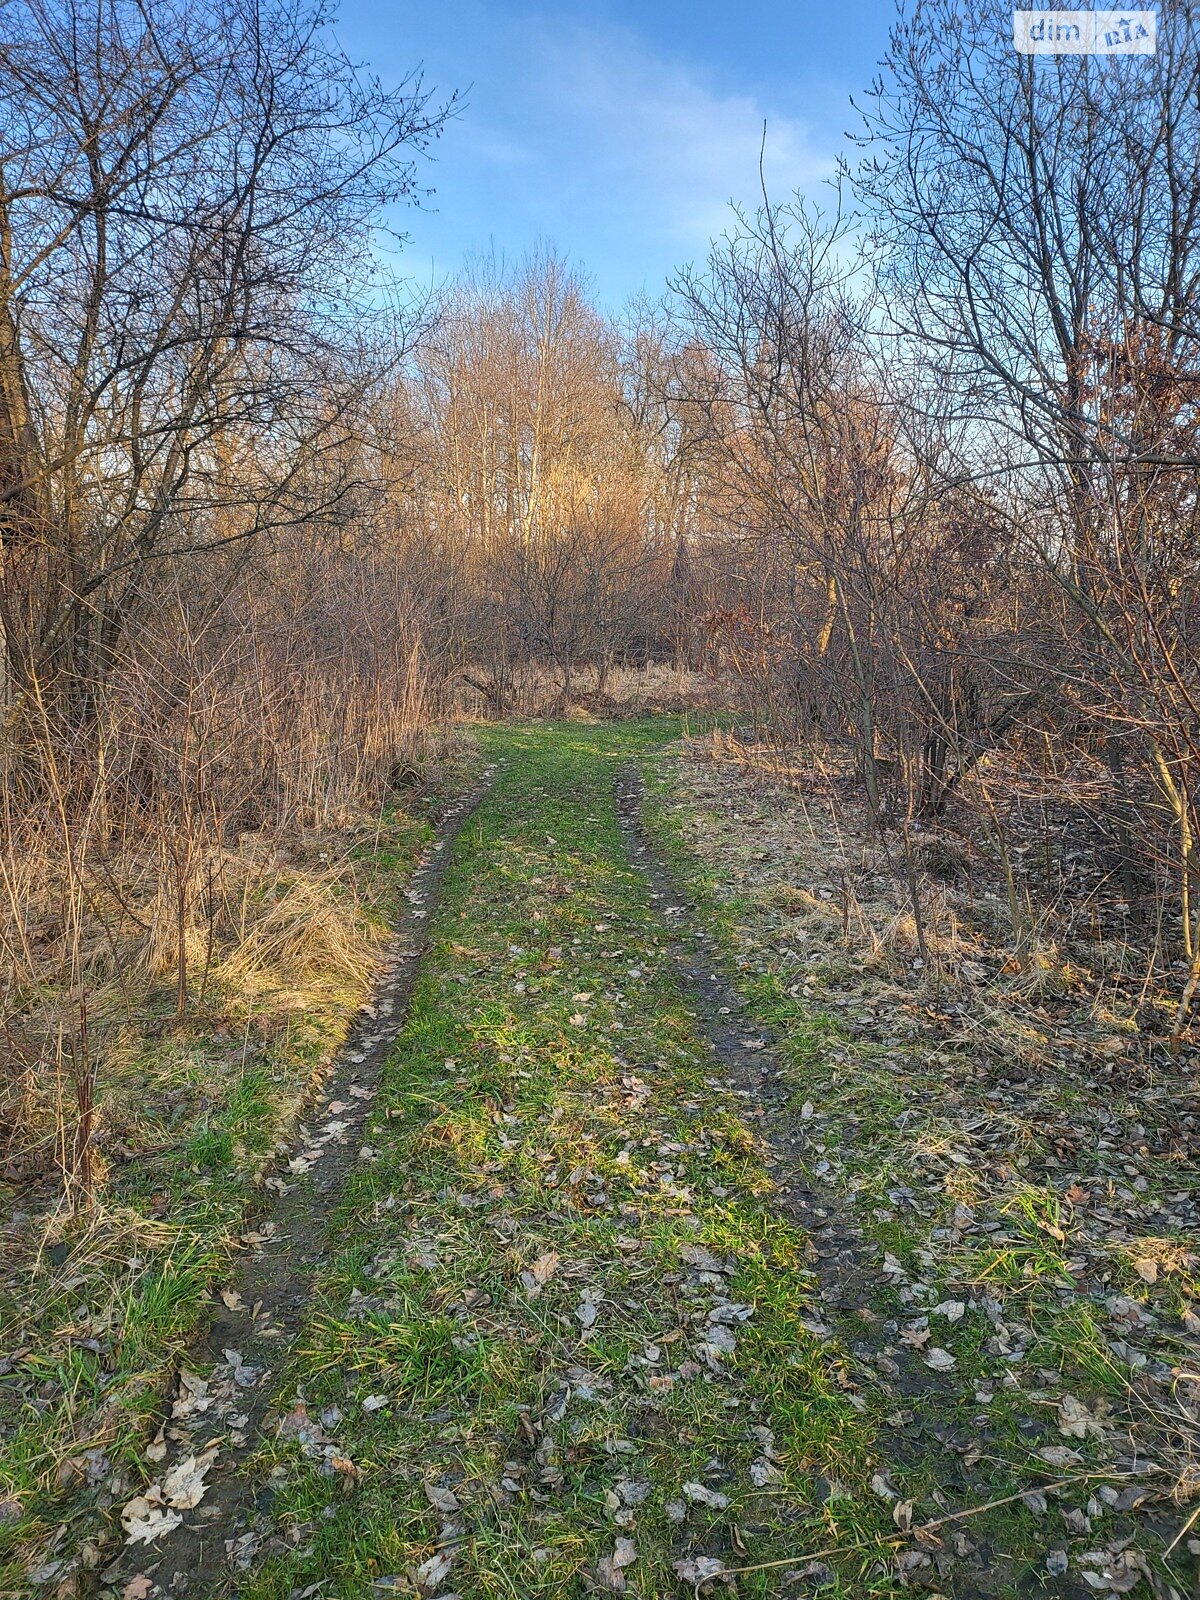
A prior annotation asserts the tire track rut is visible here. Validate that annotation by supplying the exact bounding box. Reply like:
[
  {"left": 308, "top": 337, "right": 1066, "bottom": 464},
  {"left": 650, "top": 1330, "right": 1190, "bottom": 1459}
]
[
  {"left": 96, "top": 772, "right": 495, "bottom": 1600},
  {"left": 614, "top": 762, "right": 1025, "bottom": 1600}
]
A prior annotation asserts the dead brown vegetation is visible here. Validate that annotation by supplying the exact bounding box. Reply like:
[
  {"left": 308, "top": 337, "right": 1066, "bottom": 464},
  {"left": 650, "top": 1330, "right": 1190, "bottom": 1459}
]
[
  {"left": 655, "top": 3, "right": 1200, "bottom": 1053},
  {"left": 0, "top": 0, "right": 461, "bottom": 1207}
]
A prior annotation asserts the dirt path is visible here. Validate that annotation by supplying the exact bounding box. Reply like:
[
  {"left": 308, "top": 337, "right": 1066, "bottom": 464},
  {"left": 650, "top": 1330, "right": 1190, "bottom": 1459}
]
[
  {"left": 615, "top": 762, "right": 867, "bottom": 1290},
  {"left": 96, "top": 773, "right": 495, "bottom": 1599},
  {"left": 85, "top": 724, "right": 1192, "bottom": 1600},
  {"left": 121, "top": 717, "right": 889, "bottom": 1600}
]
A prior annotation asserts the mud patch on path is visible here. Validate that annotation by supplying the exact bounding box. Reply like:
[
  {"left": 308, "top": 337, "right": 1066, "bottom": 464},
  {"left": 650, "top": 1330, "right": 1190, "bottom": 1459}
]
[{"left": 93, "top": 772, "right": 495, "bottom": 1600}]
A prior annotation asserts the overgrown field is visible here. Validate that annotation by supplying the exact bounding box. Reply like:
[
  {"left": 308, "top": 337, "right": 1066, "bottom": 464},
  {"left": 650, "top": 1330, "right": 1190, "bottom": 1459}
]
[{"left": 3, "top": 720, "right": 1196, "bottom": 1598}]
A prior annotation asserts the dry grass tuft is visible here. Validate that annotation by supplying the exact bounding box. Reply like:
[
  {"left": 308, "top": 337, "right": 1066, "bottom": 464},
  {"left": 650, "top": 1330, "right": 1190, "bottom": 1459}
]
[
  {"left": 0, "top": 722, "right": 475, "bottom": 1198},
  {"left": 222, "top": 876, "right": 377, "bottom": 993}
]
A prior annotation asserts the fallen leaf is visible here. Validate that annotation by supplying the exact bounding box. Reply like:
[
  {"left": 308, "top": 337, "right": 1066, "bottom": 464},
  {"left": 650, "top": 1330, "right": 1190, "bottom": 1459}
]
[
  {"left": 616, "top": 1477, "right": 651, "bottom": 1506},
  {"left": 520, "top": 1251, "right": 560, "bottom": 1298},
  {"left": 611, "top": 1537, "right": 636, "bottom": 1567},
  {"left": 1038, "top": 1444, "right": 1083, "bottom": 1468},
  {"left": 162, "top": 1448, "right": 217, "bottom": 1510},
  {"left": 923, "top": 1346, "right": 957, "bottom": 1371},
  {"left": 1058, "top": 1394, "right": 1103, "bottom": 1439},
  {"left": 680, "top": 1243, "right": 725, "bottom": 1274},
  {"left": 596, "top": 1537, "right": 637, "bottom": 1592},
  {"left": 932, "top": 1300, "right": 966, "bottom": 1322},
  {"left": 414, "top": 1549, "right": 454, "bottom": 1594},
  {"left": 791, "top": 1560, "right": 835, "bottom": 1589},
  {"left": 682, "top": 1480, "right": 729, "bottom": 1509},
  {"left": 120, "top": 1495, "right": 182, "bottom": 1546},
  {"left": 673, "top": 1555, "right": 727, "bottom": 1587},
  {"left": 424, "top": 1483, "right": 460, "bottom": 1514}
]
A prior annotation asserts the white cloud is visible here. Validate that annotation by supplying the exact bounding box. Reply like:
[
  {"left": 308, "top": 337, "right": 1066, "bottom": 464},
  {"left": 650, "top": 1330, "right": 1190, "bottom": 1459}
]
[
  {"left": 531, "top": 22, "right": 833, "bottom": 243},
  {"left": 389, "top": 3, "right": 839, "bottom": 302}
]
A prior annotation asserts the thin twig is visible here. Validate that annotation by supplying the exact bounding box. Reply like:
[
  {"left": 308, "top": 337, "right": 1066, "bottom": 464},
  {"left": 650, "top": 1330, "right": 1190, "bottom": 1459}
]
[{"left": 704, "top": 1473, "right": 1129, "bottom": 1588}]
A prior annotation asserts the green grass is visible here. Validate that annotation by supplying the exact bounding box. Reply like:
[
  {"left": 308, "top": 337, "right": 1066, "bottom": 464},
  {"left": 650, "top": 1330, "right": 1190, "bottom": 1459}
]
[{"left": 233, "top": 721, "right": 898, "bottom": 1600}]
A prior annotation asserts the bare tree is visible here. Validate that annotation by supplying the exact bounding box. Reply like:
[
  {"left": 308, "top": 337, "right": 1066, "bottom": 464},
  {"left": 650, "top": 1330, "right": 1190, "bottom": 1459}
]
[
  {"left": 398, "top": 251, "right": 677, "bottom": 702},
  {"left": 856, "top": 0, "right": 1200, "bottom": 1020},
  {"left": 0, "top": 0, "right": 451, "bottom": 770}
]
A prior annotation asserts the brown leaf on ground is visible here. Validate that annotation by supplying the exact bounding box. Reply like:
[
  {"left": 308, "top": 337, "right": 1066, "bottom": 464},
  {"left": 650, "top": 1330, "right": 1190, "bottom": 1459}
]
[{"left": 520, "top": 1251, "right": 560, "bottom": 1297}]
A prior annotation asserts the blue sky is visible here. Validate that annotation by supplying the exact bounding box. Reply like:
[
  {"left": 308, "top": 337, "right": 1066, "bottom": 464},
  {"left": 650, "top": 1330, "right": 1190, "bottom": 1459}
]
[{"left": 335, "top": 0, "right": 897, "bottom": 308}]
